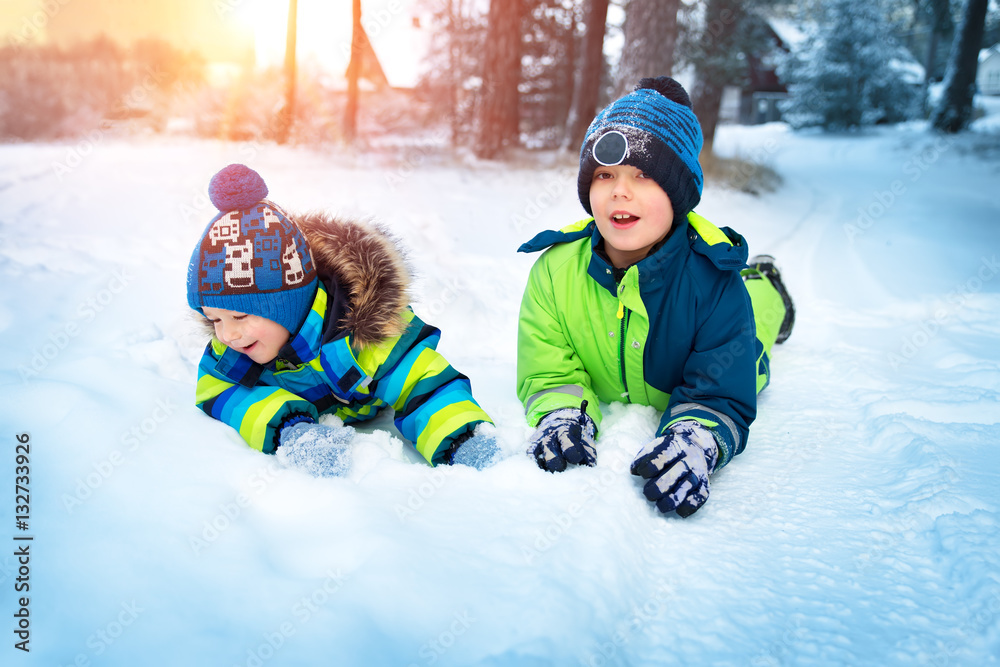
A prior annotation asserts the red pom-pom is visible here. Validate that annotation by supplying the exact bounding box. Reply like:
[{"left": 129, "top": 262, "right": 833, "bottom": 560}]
[{"left": 208, "top": 164, "right": 269, "bottom": 212}]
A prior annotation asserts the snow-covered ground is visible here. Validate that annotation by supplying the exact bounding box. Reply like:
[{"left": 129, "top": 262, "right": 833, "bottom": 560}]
[{"left": 1, "top": 110, "right": 999, "bottom": 666}]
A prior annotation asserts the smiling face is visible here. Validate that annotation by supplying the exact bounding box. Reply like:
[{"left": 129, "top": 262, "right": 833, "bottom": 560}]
[
  {"left": 589, "top": 164, "right": 675, "bottom": 269},
  {"left": 201, "top": 306, "right": 290, "bottom": 364}
]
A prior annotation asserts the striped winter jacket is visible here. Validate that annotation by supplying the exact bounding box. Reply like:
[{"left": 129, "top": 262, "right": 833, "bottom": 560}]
[{"left": 194, "top": 212, "right": 492, "bottom": 464}]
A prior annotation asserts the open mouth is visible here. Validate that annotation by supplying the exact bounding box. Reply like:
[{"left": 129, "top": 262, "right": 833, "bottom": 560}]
[
  {"left": 611, "top": 212, "right": 640, "bottom": 227},
  {"left": 240, "top": 342, "right": 258, "bottom": 354}
]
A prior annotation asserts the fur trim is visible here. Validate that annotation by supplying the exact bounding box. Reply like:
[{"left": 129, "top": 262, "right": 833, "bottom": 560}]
[
  {"left": 294, "top": 211, "right": 411, "bottom": 348},
  {"left": 193, "top": 311, "right": 217, "bottom": 338}
]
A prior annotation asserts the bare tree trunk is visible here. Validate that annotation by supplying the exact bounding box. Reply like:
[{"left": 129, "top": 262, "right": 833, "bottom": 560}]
[
  {"left": 565, "top": 0, "right": 610, "bottom": 150},
  {"left": 344, "top": 0, "right": 362, "bottom": 143},
  {"left": 690, "top": 0, "right": 740, "bottom": 154},
  {"left": 475, "top": 0, "right": 523, "bottom": 160},
  {"left": 614, "top": 0, "right": 680, "bottom": 98},
  {"left": 931, "top": 0, "right": 988, "bottom": 133},
  {"left": 276, "top": 0, "right": 297, "bottom": 144},
  {"left": 691, "top": 79, "right": 725, "bottom": 153},
  {"left": 448, "top": 0, "right": 461, "bottom": 145},
  {"left": 924, "top": 0, "right": 954, "bottom": 84},
  {"left": 558, "top": 4, "right": 578, "bottom": 138},
  {"left": 924, "top": 30, "right": 940, "bottom": 86}
]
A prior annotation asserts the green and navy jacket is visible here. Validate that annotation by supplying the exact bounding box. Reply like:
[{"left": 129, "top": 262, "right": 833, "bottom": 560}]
[
  {"left": 195, "top": 213, "right": 492, "bottom": 464},
  {"left": 516, "top": 212, "right": 762, "bottom": 469}
]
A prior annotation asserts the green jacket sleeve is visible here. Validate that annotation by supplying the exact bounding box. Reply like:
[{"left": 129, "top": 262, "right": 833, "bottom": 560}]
[{"left": 516, "top": 252, "right": 602, "bottom": 430}]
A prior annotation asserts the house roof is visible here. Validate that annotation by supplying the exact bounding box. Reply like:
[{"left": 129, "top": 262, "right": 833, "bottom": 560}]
[
  {"left": 764, "top": 15, "right": 925, "bottom": 84},
  {"left": 768, "top": 17, "right": 811, "bottom": 50}
]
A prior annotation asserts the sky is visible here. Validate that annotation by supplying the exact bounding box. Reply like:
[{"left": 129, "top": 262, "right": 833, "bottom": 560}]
[{"left": 0, "top": 0, "right": 429, "bottom": 87}]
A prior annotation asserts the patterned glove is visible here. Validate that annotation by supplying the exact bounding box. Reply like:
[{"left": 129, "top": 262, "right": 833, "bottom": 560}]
[
  {"left": 630, "top": 420, "right": 719, "bottom": 517},
  {"left": 277, "top": 421, "right": 354, "bottom": 478},
  {"left": 446, "top": 424, "right": 501, "bottom": 470},
  {"left": 527, "top": 401, "right": 597, "bottom": 472}
]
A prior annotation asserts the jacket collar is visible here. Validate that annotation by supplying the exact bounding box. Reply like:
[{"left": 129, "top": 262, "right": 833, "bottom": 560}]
[
  {"left": 520, "top": 212, "right": 749, "bottom": 296},
  {"left": 279, "top": 281, "right": 334, "bottom": 365},
  {"left": 587, "top": 218, "right": 692, "bottom": 294}
]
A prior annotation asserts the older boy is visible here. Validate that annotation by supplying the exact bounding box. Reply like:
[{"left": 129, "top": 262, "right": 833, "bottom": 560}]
[{"left": 516, "top": 77, "right": 793, "bottom": 516}]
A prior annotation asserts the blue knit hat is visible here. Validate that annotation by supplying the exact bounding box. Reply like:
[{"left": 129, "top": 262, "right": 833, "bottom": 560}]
[
  {"left": 186, "top": 164, "right": 318, "bottom": 335},
  {"left": 578, "top": 77, "right": 704, "bottom": 220}
]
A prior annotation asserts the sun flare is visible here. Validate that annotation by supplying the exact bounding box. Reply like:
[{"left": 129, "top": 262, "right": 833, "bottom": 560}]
[{"left": 229, "top": 0, "right": 424, "bottom": 86}]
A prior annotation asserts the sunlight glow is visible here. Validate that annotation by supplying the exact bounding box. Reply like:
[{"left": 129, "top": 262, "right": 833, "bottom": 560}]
[{"left": 238, "top": 0, "right": 424, "bottom": 87}]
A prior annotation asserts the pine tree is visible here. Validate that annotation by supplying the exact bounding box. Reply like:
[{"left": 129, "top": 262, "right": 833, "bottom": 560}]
[
  {"left": 521, "top": 0, "right": 578, "bottom": 149},
  {"left": 779, "top": 0, "right": 921, "bottom": 130},
  {"left": 416, "top": 0, "right": 488, "bottom": 147}
]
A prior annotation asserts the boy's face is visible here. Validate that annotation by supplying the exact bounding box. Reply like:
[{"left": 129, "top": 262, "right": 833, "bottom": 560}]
[
  {"left": 201, "top": 306, "right": 290, "bottom": 364},
  {"left": 589, "top": 164, "right": 674, "bottom": 269}
]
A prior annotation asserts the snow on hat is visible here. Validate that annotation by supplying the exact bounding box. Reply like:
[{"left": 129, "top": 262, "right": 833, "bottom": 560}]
[
  {"left": 577, "top": 76, "right": 704, "bottom": 220},
  {"left": 186, "top": 164, "right": 318, "bottom": 335}
]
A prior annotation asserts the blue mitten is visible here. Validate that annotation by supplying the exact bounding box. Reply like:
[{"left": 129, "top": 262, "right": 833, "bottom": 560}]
[
  {"left": 630, "top": 420, "right": 719, "bottom": 517},
  {"left": 278, "top": 421, "right": 354, "bottom": 478},
  {"left": 527, "top": 402, "right": 597, "bottom": 472},
  {"left": 448, "top": 424, "right": 501, "bottom": 470}
]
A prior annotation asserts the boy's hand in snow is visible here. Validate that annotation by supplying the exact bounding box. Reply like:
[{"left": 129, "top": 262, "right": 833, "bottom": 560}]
[
  {"left": 277, "top": 421, "right": 354, "bottom": 478},
  {"left": 527, "top": 402, "right": 597, "bottom": 472},
  {"left": 631, "top": 420, "right": 719, "bottom": 517},
  {"left": 446, "top": 424, "right": 502, "bottom": 470}
]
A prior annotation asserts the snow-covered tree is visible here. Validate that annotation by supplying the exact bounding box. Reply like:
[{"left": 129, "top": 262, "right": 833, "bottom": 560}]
[
  {"left": 520, "top": 0, "right": 579, "bottom": 149},
  {"left": 415, "top": 0, "right": 489, "bottom": 147},
  {"left": 778, "top": 0, "right": 922, "bottom": 130},
  {"left": 678, "top": 0, "right": 778, "bottom": 151}
]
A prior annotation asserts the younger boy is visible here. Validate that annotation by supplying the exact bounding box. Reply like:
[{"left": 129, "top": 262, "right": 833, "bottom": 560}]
[
  {"left": 188, "top": 164, "right": 499, "bottom": 475},
  {"left": 516, "top": 77, "right": 794, "bottom": 516}
]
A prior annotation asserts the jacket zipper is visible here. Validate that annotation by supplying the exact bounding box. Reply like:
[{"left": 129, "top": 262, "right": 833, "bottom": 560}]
[{"left": 618, "top": 306, "right": 630, "bottom": 401}]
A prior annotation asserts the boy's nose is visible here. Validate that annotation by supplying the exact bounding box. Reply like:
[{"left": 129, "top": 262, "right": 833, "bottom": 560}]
[{"left": 218, "top": 321, "right": 241, "bottom": 345}]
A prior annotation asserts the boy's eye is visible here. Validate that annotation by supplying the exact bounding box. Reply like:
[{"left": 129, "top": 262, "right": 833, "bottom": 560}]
[
  {"left": 594, "top": 172, "right": 612, "bottom": 180},
  {"left": 232, "top": 315, "right": 248, "bottom": 321}
]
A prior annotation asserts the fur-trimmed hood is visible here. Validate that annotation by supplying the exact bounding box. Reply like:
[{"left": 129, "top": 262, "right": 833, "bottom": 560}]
[{"left": 295, "top": 211, "right": 411, "bottom": 348}]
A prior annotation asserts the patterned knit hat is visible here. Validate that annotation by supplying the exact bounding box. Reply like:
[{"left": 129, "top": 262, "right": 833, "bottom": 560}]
[
  {"left": 578, "top": 76, "right": 704, "bottom": 220},
  {"left": 187, "top": 164, "right": 318, "bottom": 335}
]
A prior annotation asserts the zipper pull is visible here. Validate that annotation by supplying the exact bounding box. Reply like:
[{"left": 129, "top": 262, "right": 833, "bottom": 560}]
[
  {"left": 579, "top": 400, "right": 589, "bottom": 425},
  {"left": 616, "top": 300, "right": 624, "bottom": 319}
]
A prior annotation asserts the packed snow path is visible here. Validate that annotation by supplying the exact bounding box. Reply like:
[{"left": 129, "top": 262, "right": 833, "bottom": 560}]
[{"left": 1, "top": 120, "right": 998, "bottom": 666}]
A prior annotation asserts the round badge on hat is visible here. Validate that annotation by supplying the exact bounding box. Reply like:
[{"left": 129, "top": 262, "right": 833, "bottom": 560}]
[{"left": 593, "top": 130, "right": 629, "bottom": 166}]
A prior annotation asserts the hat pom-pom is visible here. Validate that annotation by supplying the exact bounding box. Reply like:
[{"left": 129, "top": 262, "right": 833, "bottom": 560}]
[
  {"left": 209, "top": 164, "right": 269, "bottom": 212},
  {"left": 636, "top": 76, "right": 693, "bottom": 109}
]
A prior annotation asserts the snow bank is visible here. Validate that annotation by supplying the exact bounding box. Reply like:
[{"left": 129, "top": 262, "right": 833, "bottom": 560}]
[{"left": 1, "top": 120, "right": 999, "bottom": 666}]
